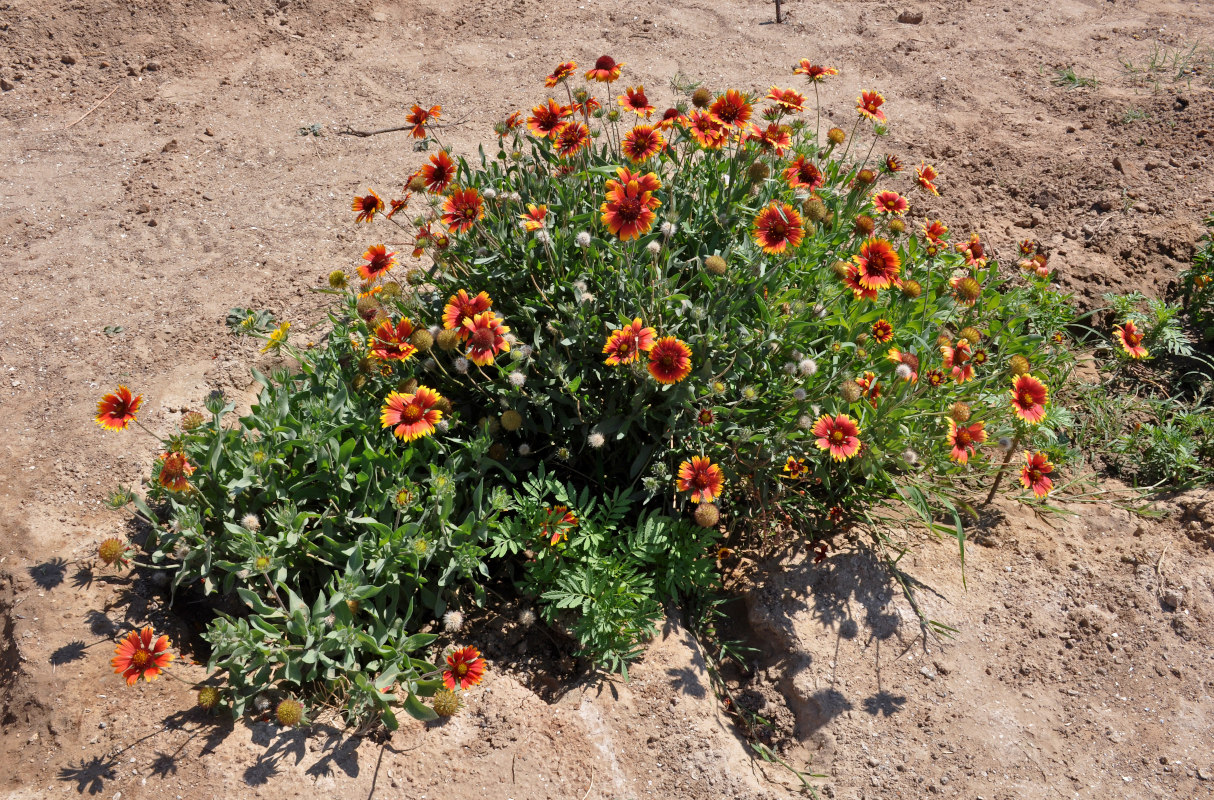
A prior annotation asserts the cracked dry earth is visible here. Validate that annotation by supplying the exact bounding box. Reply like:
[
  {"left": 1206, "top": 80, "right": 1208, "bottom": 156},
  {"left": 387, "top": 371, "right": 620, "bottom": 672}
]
[{"left": 1, "top": 0, "right": 1213, "bottom": 798}]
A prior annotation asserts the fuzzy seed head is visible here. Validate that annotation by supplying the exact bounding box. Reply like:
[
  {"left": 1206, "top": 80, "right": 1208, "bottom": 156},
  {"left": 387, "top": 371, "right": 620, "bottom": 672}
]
[
  {"left": 949, "top": 402, "right": 972, "bottom": 423},
  {"left": 519, "top": 608, "right": 537, "bottom": 626},
  {"left": 840, "top": 381, "right": 863, "bottom": 403},
  {"left": 693, "top": 503, "right": 721, "bottom": 528},
  {"left": 436, "top": 329, "right": 461, "bottom": 351},
  {"left": 432, "top": 688, "right": 464, "bottom": 717},
  {"left": 803, "top": 198, "right": 828, "bottom": 222},
  {"left": 241, "top": 514, "right": 261, "bottom": 532},
  {"left": 576, "top": 231, "right": 592, "bottom": 248},
  {"left": 453, "top": 357, "right": 470, "bottom": 374},
  {"left": 854, "top": 215, "right": 875, "bottom": 236},
  {"left": 328, "top": 269, "right": 348, "bottom": 289},
  {"left": 501, "top": 410, "right": 523, "bottom": 432},
  {"left": 895, "top": 364, "right": 913, "bottom": 381},
  {"left": 98, "top": 537, "right": 126, "bottom": 567},
  {"left": 646, "top": 240, "right": 662, "bottom": 255},
  {"left": 827, "top": 127, "right": 846, "bottom": 145},
  {"left": 799, "top": 358, "right": 818, "bottom": 376},
  {"left": 704, "top": 255, "right": 728, "bottom": 275},
  {"left": 588, "top": 431, "right": 606, "bottom": 449},
  {"left": 747, "top": 161, "right": 770, "bottom": 182},
  {"left": 691, "top": 87, "right": 713, "bottom": 108},
  {"left": 181, "top": 411, "right": 206, "bottom": 431},
  {"left": 1009, "top": 355, "right": 1031, "bottom": 376},
  {"left": 442, "top": 610, "right": 465, "bottom": 632},
  {"left": 275, "top": 699, "right": 304, "bottom": 727},
  {"left": 900, "top": 279, "right": 922, "bottom": 299},
  {"left": 792, "top": 388, "right": 807, "bottom": 401},
  {"left": 408, "top": 175, "right": 428, "bottom": 193},
  {"left": 197, "top": 687, "right": 221, "bottom": 711}
]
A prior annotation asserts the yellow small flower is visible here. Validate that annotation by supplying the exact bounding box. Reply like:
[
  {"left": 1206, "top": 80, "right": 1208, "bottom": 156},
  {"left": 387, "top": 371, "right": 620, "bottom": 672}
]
[{"left": 261, "top": 321, "right": 291, "bottom": 353}]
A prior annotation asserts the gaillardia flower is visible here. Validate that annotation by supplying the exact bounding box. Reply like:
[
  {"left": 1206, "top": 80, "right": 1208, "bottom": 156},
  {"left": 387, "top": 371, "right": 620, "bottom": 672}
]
[
  {"left": 443, "top": 646, "right": 487, "bottom": 690},
  {"left": 617, "top": 85, "right": 655, "bottom": 117},
  {"left": 545, "top": 60, "right": 578, "bottom": 88},
  {"left": 1010, "top": 374, "right": 1049, "bottom": 424},
  {"left": 585, "top": 55, "right": 624, "bottom": 82},
  {"left": 783, "top": 457, "right": 808, "bottom": 479},
  {"left": 554, "top": 121, "right": 590, "bottom": 156},
  {"left": 601, "top": 167, "right": 662, "bottom": 241},
  {"left": 96, "top": 386, "right": 143, "bottom": 431},
  {"left": 358, "top": 244, "right": 396, "bottom": 282},
  {"left": 443, "top": 289, "right": 493, "bottom": 335},
  {"left": 677, "top": 456, "right": 725, "bottom": 503},
  {"left": 603, "top": 318, "right": 656, "bottom": 366},
  {"left": 381, "top": 387, "right": 445, "bottom": 441},
  {"left": 856, "top": 91, "right": 886, "bottom": 123},
  {"left": 709, "top": 89, "right": 753, "bottom": 129},
  {"left": 752, "top": 201, "right": 805, "bottom": 255},
  {"left": 462, "top": 311, "right": 511, "bottom": 366},
  {"left": 541, "top": 505, "right": 578, "bottom": 546},
  {"left": 648, "top": 336, "right": 692, "bottom": 384},
  {"left": 371, "top": 318, "right": 418, "bottom": 362},
  {"left": 853, "top": 238, "right": 901, "bottom": 290},
  {"left": 812, "top": 414, "right": 861, "bottom": 461},
  {"left": 622, "top": 125, "right": 665, "bottom": 162},
  {"left": 871, "top": 319, "right": 894, "bottom": 343},
  {"left": 782, "top": 155, "right": 823, "bottom": 191},
  {"left": 441, "top": 187, "right": 485, "bottom": 234},
  {"left": 527, "top": 98, "right": 570, "bottom": 138},
  {"left": 946, "top": 419, "right": 986, "bottom": 464},
  {"left": 158, "top": 451, "right": 195, "bottom": 492},
  {"left": 915, "top": 163, "right": 940, "bottom": 196},
  {"left": 519, "top": 203, "right": 548, "bottom": 232},
  {"left": 1114, "top": 320, "right": 1149, "bottom": 359},
  {"left": 793, "top": 60, "right": 839, "bottom": 81},
  {"left": 941, "top": 339, "right": 975, "bottom": 384},
  {"left": 405, "top": 104, "right": 441, "bottom": 138},
  {"left": 112, "top": 626, "right": 174, "bottom": 685},
  {"left": 766, "top": 86, "right": 806, "bottom": 112},
  {"left": 1020, "top": 451, "right": 1055, "bottom": 498},
  {"left": 872, "top": 190, "right": 908, "bottom": 216},
  {"left": 422, "top": 150, "right": 456, "bottom": 194},
  {"left": 352, "top": 190, "right": 384, "bottom": 223}
]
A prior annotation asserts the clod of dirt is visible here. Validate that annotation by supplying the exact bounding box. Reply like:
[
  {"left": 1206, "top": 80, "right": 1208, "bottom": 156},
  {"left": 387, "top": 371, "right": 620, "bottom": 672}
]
[{"left": 897, "top": 9, "right": 924, "bottom": 24}]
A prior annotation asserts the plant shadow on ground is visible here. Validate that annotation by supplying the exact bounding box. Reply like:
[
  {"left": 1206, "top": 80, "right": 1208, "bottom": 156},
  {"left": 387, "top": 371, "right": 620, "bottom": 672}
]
[
  {"left": 722, "top": 541, "right": 947, "bottom": 746},
  {"left": 244, "top": 722, "right": 365, "bottom": 786}
]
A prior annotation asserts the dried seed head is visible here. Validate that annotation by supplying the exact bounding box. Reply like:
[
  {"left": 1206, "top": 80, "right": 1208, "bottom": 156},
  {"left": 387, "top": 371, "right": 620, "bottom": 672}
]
[
  {"left": 691, "top": 87, "right": 713, "bottom": 108},
  {"left": 380, "top": 281, "right": 402, "bottom": 299},
  {"left": 488, "top": 443, "right": 508, "bottom": 461},
  {"left": 410, "top": 328, "right": 435, "bottom": 352},
  {"left": 408, "top": 174, "right": 428, "bottom": 193},
  {"left": 888, "top": 218, "right": 906, "bottom": 235},
  {"left": 397, "top": 377, "right": 419, "bottom": 395},
  {"left": 840, "top": 381, "right": 863, "bottom": 403},
  {"left": 854, "top": 215, "right": 875, "bottom": 236},
  {"left": 895, "top": 363, "right": 913, "bottom": 381},
  {"left": 588, "top": 431, "right": 606, "bottom": 449},
  {"left": 954, "top": 276, "right": 982, "bottom": 304},
  {"left": 693, "top": 503, "right": 721, "bottom": 528},
  {"left": 960, "top": 326, "right": 983, "bottom": 345},
  {"left": 328, "top": 269, "right": 348, "bottom": 289},
  {"left": 1009, "top": 355, "right": 1031, "bottom": 376},
  {"left": 949, "top": 402, "right": 972, "bottom": 423},
  {"left": 900, "top": 279, "right": 922, "bottom": 299},
  {"left": 197, "top": 687, "right": 221, "bottom": 711},
  {"left": 98, "top": 538, "right": 127, "bottom": 567},
  {"left": 501, "top": 410, "right": 523, "bottom": 432},
  {"left": 747, "top": 161, "right": 770, "bottom": 182},
  {"left": 181, "top": 411, "right": 206, "bottom": 431},
  {"left": 436, "top": 329, "right": 461, "bottom": 351},
  {"left": 275, "top": 699, "right": 304, "bottom": 727},
  {"left": 803, "top": 197, "right": 828, "bottom": 222},
  {"left": 241, "top": 513, "right": 261, "bottom": 532},
  {"left": 827, "top": 127, "right": 846, "bottom": 145},
  {"left": 442, "top": 610, "right": 465, "bottom": 632},
  {"left": 432, "top": 688, "right": 464, "bottom": 717},
  {"left": 704, "top": 255, "right": 728, "bottom": 275}
]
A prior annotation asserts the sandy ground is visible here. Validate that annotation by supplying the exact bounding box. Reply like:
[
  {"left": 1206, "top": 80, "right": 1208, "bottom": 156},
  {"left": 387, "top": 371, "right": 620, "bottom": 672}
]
[{"left": 1, "top": 0, "right": 1213, "bottom": 798}]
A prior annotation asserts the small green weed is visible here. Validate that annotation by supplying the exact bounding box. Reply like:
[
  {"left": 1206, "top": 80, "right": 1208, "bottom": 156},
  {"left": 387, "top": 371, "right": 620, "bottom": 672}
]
[{"left": 1052, "top": 66, "right": 1098, "bottom": 89}]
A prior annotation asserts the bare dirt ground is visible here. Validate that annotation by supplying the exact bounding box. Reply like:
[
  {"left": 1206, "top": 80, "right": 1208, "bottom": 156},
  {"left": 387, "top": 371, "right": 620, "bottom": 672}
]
[{"left": 1, "top": 0, "right": 1213, "bottom": 798}]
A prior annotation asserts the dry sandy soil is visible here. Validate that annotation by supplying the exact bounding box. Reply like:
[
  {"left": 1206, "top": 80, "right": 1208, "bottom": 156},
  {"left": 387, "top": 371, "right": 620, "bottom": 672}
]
[{"left": 2, "top": 0, "right": 1214, "bottom": 798}]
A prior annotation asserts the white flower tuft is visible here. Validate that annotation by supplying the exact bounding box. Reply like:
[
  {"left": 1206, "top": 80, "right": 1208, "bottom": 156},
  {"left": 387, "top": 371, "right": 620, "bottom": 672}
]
[
  {"left": 588, "top": 431, "right": 606, "bottom": 449},
  {"left": 454, "top": 357, "right": 470, "bottom": 374},
  {"left": 895, "top": 364, "right": 913, "bottom": 381},
  {"left": 518, "top": 443, "right": 532, "bottom": 456},
  {"left": 792, "top": 388, "right": 807, "bottom": 401},
  {"left": 482, "top": 187, "right": 497, "bottom": 200},
  {"left": 442, "top": 610, "right": 465, "bottom": 632},
  {"left": 798, "top": 358, "right": 818, "bottom": 376},
  {"left": 518, "top": 609, "right": 537, "bottom": 626},
  {"left": 508, "top": 371, "right": 526, "bottom": 388},
  {"left": 660, "top": 221, "right": 676, "bottom": 237},
  {"left": 576, "top": 231, "right": 592, "bottom": 248},
  {"left": 241, "top": 514, "right": 261, "bottom": 532},
  {"left": 646, "top": 240, "right": 662, "bottom": 255}
]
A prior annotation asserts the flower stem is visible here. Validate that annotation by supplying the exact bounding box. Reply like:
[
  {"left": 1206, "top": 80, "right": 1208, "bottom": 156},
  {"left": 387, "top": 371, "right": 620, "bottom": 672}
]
[{"left": 984, "top": 432, "right": 1021, "bottom": 505}]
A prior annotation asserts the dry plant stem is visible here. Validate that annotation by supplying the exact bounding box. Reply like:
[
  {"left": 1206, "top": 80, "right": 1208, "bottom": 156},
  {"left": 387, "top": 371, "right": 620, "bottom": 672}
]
[
  {"left": 984, "top": 432, "right": 1022, "bottom": 505},
  {"left": 339, "top": 124, "right": 415, "bottom": 138},
  {"left": 66, "top": 82, "right": 122, "bottom": 129}
]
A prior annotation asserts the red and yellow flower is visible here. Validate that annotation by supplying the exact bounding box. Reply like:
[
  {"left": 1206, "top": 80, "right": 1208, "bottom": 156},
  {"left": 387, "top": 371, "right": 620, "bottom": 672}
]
[
  {"left": 541, "top": 505, "right": 578, "bottom": 546},
  {"left": 766, "top": 86, "right": 806, "bottom": 113},
  {"left": 585, "top": 55, "right": 624, "bottom": 82},
  {"left": 782, "top": 155, "right": 823, "bottom": 191},
  {"left": 371, "top": 318, "right": 418, "bottom": 362},
  {"left": 1010, "top": 374, "right": 1049, "bottom": 424},
  {"left": 793, "top": 61, "right": 839, "bottom": 81},
  {"left": 603, "top": 318, "right": 656, "bottom": 366},
  {"left": 752, "top": 201, "right": 805, "bottom": 255},
  {"left": 617, "top": 85, "right": 655, "bottom": 117},
  {"left": 686, "top": 110, "right": 728, "bottom": 149},
  {"left": 519, "top": 203, "right": 548, "bottom": 233},
  {"left": 925, "top": 368, "right": 946, "bottom": 387},
  {"left": 885, "top": 154, "right": 904, "bottom": 173},
  {"left": 95, "top": 386, "right": 143, "bottom": 431},
  {"left": 677, "top": 456, "right": 725, "bottom": 504},
  {"left": 601, "top": 167, "right": 662, "bottom": 241},
  {"left": 463, "top": 311, "right": 511, "bottom": 366},
  {"left": 855, "top": 371, "right": 882, "bottom": 407},
  {"left": 526, "top": 98, "right": 571, "bottom": 138},
  {"left": 648, "top": 336, "right": 693, "bottom": 384},
  {"left": 622, "top": 125, "right": 665, "bottom": 162},
  {"left": 358, "top": 244, "right": 396, "bottom": 282},
  {"left": 158, "top": 451, "right": 195, "bottom": 492},
  {"left": 545, "top": 60, "right": 578, "bottom": 88},
  {"left": 405, "top": 104, "right": 441, "bottom": 138},
  {"left": 856, "top": 91, "right": 886, "bottom": 123},
  {"left": 443, "top": 289, "right": 493, "bottom": 336},
  {"left": 1020, "top": 451, "right": 1055, "bottom": 498},
  {"left": 749, "top": 123, "right": 792, "bottom": 155},
  {"left": 956, "top": 233, "right": 987, "bottom": 268},
  {"left": 783, "top": 457, "right": 808, "bottom": 479},
  {"left": 887, "top": 347, "right": 919, "bottom": 382},
  {"left": 352, "top": 190, "right": 384, "bottom": 223},
  {"left": 946, "top": 419, "right": 986, "bottom": 464},
  {"left": 709, "top": 89, "right": 753, "bottom": 129},
  {"left": 443, "top": 646, "right": 486, "bottom": 690},
  {"left": 853, "top": 238, "right": 901, "bottom": 290},
  {"left": 422, "top": 150, "right": 456, "bottom": 194},
  {"left": 872, "top": 190, "right": 908, "bottom": 216},
  {"left": 112, "top": 626, "right": 174, "bottom": 685},
  {"left": 441, "top": 187, "right": 485, "bottom": 234},
  {"left": 812, "top": 414, "right": 862, "bottom": 462},
  {"left": 871, "top": 319, "right": 894, "bottom": 343},
  {"left": 915, "top": 163, "right": 940, "bottom": 196},
  {"left": 843, "top": 264, "right": 879, "bottom": 301},
  {"left": 381, "top": 386, "right": 445, "bottom": 442},
  {"left": 1114, "top": 320, "right": 1149, "bottom": 359},
  {"left": 941, "top": 339, "right": 975, "bottom": 384},
  {"left": 921, "top": 218, "right": 949, "bottom": 243},
  {"left": 554, "top": 121, "right": 590, "bottom": 156}
]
